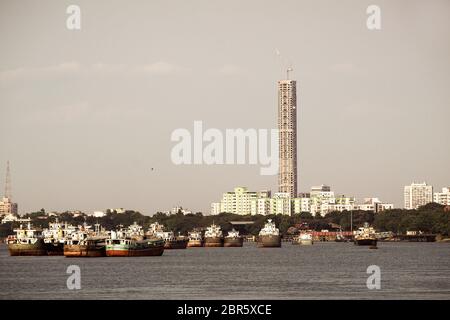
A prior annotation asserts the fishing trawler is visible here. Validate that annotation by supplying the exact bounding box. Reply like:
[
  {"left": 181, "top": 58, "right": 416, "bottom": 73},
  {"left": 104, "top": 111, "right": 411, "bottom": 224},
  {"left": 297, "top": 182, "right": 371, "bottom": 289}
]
[
  {"left": 224, "top": 228, "right": 243, "bottom": 247},
  {"left": 187, "top": 230, "right": 203, "bottom": 247},
  {"left": 106, "top": 224, "right": 164, "bottom": 256},
  {"left": 147, "top": 222, "right": 187, "bottom": 249},
  {"left": 6, "top": 223, "right": 47, "bottom": 256},
  {"left": 204, "top": 223, "right": 224, "bottom": 247},
  {"left": 354, "top": 223, "right": 378, "bottom": 246},
  {"left": 258, "top": 219, "right": 281, "bottom": 248}
]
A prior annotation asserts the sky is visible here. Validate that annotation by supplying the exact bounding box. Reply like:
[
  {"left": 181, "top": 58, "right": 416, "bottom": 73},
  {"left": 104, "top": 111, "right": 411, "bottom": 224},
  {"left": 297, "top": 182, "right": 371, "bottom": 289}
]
[{"left": 0, "top": 0, "right": 449, "bottom": 215}]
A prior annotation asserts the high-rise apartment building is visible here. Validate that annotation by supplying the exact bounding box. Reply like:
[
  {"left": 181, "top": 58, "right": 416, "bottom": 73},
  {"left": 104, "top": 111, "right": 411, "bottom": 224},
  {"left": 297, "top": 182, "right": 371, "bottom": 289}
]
[
  {"left": 278, "top": 77, "right": 297, "bottom": 198},
  {"left": 433, "top": 187, "right": 450, "bottom": 206},
  {"left": 404, "top": 182, "right": 433, "bottom": 209}
]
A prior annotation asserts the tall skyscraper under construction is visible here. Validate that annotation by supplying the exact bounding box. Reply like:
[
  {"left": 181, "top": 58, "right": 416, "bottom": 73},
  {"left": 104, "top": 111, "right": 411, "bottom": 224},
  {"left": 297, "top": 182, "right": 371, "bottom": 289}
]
[{"left": 278, "top": 70, "right": 297, "bottom": 198}]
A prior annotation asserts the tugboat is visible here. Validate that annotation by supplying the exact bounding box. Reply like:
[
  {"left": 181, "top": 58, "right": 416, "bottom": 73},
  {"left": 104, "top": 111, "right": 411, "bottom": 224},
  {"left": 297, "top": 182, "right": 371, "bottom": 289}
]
[
  {"left": 6, "top": 223, "right": 47, "bottom": 256},
  {"left": 204, "top": 223, "right": 224, "bottom": 247},
  {"left": 106, "top": 224, "right": 164, "bottom": 256},
  {"left": 354, "top": 223, "right": 378, "bottom": 246},
  {"left": 187, "top": 230, "right": 203, "bottom": 247},
  {"left": 224, "top": 228, "right": 244, "bottom": 247},
  {"left": 257, "top": 219, "right": 281, "bottom": 248}
]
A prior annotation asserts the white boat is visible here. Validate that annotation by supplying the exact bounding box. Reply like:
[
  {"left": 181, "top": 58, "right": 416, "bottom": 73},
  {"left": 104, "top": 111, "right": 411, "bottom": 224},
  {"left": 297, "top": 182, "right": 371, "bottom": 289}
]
[
  {"left": 298, "top": 232, "right": 313, "bottom": 245},
  {"left": 204, "top": 223, "right": 224, "bottom": 247},
  {"left": 258, "top": 219, "right": 281, "bottom": 247}
]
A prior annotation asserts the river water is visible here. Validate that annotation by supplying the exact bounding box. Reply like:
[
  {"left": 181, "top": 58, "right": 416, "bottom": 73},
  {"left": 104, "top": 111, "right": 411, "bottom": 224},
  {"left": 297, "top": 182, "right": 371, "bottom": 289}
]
[{"left": 0, "top": 242, "right": 449, "bottom": 299}]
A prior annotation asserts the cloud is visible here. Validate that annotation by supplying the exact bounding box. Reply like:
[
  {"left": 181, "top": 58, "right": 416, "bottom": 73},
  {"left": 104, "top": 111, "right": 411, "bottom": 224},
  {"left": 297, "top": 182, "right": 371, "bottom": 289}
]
[{"left": 0, "top": 61, "right": 82, "bottom": 83}]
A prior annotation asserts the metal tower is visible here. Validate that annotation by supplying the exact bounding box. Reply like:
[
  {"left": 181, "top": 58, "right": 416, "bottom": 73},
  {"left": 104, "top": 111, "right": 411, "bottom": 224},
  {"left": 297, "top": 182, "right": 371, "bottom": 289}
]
[{"left": 4, "top": 160, "right": 11, "bottom": 199}]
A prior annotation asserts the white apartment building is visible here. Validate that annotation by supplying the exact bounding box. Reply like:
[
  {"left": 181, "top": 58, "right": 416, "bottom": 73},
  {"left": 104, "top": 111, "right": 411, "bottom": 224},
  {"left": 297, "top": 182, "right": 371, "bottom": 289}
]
[
  {"left": 356, "top": 198, "right": 394, "bottom": 212},
  {"left": 214, "top": 187, "right": 266, "bottom": 215},
  {"left": 212, "top": 185, "right": 394, "bottom": 217},
  {"left": 211, "top": 202, "right": 221, "bottom": 215},
  {"left": 166, "top": 206, "right": 193, "bottom": 215},
  {"left": 0, "top": 197, "right": 18, "bottom": 216},
  {"left": 269, "top": 192, "right": 292, "bottom": 215},
  {"left": 404, "top": 182, "right": 433, "bottom": 209},
  {"left": 293, "top": 196, "right": 311, "bottom": 214},
  {"left": 433, "top": 187, "right": 450, "bottom": 206},
  {"left": 251, "top": 197, "right": 271, "bottom": 216}
]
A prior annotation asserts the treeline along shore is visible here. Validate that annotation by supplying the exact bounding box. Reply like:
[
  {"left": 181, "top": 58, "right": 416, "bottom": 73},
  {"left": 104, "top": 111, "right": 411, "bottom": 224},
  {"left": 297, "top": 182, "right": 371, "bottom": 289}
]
[{"left": 0, "top": 203, "right": 449, "bottom": 239}]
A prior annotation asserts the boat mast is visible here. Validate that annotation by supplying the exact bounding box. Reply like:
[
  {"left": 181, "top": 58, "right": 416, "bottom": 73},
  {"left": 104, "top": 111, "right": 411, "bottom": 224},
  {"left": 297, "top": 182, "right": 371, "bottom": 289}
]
[{"left": 350, "top": 210, "right": 353, "bottom": 233}]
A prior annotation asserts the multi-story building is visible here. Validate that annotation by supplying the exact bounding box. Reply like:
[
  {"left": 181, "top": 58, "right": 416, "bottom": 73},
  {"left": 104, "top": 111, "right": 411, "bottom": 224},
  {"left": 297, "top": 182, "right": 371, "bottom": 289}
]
[
  {"left": 166, "top": 206, "right": 193, "bottom": 215},
  {"left": 293, "top": 196, "right": 311, "bottom": 214},
  {"left": 251, "top": 197, "right": 271, "bottom": 216},
  {"left": 278, "top": 76, "right": 298, "bottom": 198},
  {"left": 211, "top": 202, "right": 221, "bottom": 215},
  {"left": 0, "top": 197, "right": 18, "bottom": 216},
  {"left": 356, "top": 198, "right": 394, "bottom": 213},
  {"left": 269, "top": 192, "right": 292, "bottom": 215},
  {"left": 212, "top": 185, "right": 393, "bottom": 217},
  {"left": 433, "top": 187, "right": 450, "bottom": 206},
  {"left": 404, "top": 182, "right": 433, "bottom": 209},
  {"left": 215, "top": 187, "right": 262, "bottom": 215}
]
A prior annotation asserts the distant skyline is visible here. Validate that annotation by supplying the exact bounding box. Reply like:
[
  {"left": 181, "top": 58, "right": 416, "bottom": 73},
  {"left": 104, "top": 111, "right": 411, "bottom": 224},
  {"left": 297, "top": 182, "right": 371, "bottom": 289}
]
[{"left": 1, "top": 0, "right": 449, "bottom": 215}]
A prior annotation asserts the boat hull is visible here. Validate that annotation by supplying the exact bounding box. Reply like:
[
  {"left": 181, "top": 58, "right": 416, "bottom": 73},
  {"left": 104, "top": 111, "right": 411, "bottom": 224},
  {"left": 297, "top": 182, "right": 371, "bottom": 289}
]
[
  {"left": 187, "top": 239, "right": 203, "bottom": 247},
  {"left": 164, "top": 239, "right": 188, "bottom": 249},
  {"left": 45, "top": 242, "right": 64, "bottom": 256},
  {"left": 355, "top": 239, "right": 378, "bottom": 246},
  {"left": 204, "top": 237, "right": 224, "bottom": 247},
  {"left": 8, "top": 241, "right": 47, "bottom": 256},
  {"left": 257, "top": 235, "right": 281, "bottom": 248},
  {"left": 224, "top": 237, "right": 243, "bottom": 247},
  {"left": 106, "top": 246, "right": 164, "bottom": 257},
  {"left": 64, "top": 244, "right": 106, "bottom": 257}
]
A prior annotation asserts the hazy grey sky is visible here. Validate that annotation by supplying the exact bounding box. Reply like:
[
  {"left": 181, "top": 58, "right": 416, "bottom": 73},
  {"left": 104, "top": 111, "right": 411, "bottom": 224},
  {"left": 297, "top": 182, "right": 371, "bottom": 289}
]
[{"left": 1, "top": 0, "right": 449, "bottom": 215}]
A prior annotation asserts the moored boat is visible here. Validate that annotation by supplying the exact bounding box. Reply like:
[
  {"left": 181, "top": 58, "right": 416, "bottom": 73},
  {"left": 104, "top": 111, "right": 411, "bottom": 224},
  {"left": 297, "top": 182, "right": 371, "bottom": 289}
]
[
  {"left": 6, "top": 223, "right": 47, "bottom": 256},
  {"left": 257, "top": 219, "right": 281, "bottom": 248},
  {"left": 64, "top": 238, "right": 106, "bottom": 257},
  {"left": 295, "top": 232, "right": 313, "bottom": 245},
  {"left": 224, "top": 228, "right": 243, "bottom": 247},
  {"left": 204, "top": 223, "right": 224, "bottom": 247},
  {"left": 354, "top": 223, "right": 378, "bottom": 246},
  {"left": 64, "top": 234, "right": 107, "bottom": 257},
  {"left": 187, "top": 230, "right": 203, "bottom": 247},
  {"left": 43, "top": 220, "right": 76, "bottom": 256},
  {"left": 105, "top": 223, "right": 164, "bottom": 256},
  {"left": 147, "top": 222, "right": 187, "bottom": 249},
  {"left": 163, "top": 232, "right": 188, "bottom": 249},
  {"left": 106, "top": 238, "right": 164, "bottom": 256}
]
